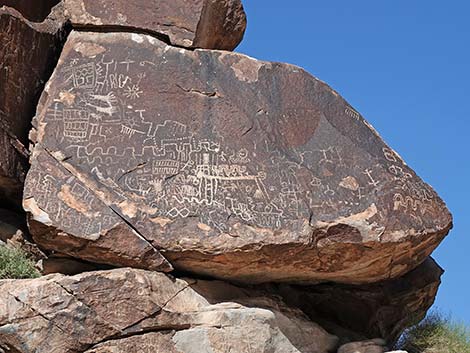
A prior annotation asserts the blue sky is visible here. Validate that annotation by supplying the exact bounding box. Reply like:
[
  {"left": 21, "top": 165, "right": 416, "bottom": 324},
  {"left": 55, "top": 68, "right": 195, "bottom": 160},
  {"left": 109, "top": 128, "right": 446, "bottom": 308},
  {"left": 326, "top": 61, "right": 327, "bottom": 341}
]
[{"left": 238, "top": 1, "right": 470, "bottom": 324}]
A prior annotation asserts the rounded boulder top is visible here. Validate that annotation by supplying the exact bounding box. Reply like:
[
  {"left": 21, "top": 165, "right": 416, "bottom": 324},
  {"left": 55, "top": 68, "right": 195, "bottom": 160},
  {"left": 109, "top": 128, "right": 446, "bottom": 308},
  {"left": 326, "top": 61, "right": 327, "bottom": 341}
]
[{"left": 24, "top": 31, "right": 452, "bottom": 285}]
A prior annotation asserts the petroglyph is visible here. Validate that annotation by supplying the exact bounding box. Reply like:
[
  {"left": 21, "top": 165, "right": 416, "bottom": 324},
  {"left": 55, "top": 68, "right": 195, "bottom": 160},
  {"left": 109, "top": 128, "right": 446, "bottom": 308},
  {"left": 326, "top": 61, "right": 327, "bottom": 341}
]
[
  {"left": 23, "top": 31, "right": 452, "bottom": 284},
  {"left": 39, "top": 55, "right": 319, "bottom": 230},
  {"left": 40, "top": 53, "right": 439, "bottom": 232}
]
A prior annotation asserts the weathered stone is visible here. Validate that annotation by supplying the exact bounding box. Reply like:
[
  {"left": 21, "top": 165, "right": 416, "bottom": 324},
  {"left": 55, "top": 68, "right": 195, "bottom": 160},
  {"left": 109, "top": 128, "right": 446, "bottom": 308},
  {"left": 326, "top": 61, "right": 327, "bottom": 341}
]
[
  {"left": 274, "top": 258, "right": 443, "bottom": 345},
  {"left": 38, "top": 255, "right": 105, "bottom": 275},
  {"left": 63, "top": 0, "right": 246, "bottom": 50},
  {"left": 0, "top": 268, "right": 338, "bottom": 353},
  {"left": 0, "top": 120, "right": 28, "bottom": 208},
  {"left": 338, "top": 339, "right": 387, "bottom": 353},
  {"left": 0, "top": 4, "right": 67, "bottom": 206},
  {"left": 0, "top": 0, "right": 61, "bottom": 22},
  {"left": 24, "top": 147, "right": 172, "bottom": 271},
  {"left": 25, "top": 30, "right": 452, "bottom": 284},
  {"left": 0, "top": 4, "right": 66, "bottom": 142}
]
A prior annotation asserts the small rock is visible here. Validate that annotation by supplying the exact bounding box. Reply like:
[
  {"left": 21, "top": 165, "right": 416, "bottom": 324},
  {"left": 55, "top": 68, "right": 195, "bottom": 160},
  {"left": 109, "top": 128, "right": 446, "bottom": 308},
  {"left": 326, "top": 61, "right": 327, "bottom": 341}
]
[{"left": 338, "top": 339, "right": 387, "bottom": 353}]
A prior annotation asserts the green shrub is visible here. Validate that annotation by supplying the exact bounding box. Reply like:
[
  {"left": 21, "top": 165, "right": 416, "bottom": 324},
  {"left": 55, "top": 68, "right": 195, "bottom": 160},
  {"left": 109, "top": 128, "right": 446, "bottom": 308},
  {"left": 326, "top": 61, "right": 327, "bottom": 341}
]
[
  {"left": 398, "top": 311, "right": 470, "bottom": 353},
  {"left": 0, "top": 245, "right": 40, "bottom": 279}
]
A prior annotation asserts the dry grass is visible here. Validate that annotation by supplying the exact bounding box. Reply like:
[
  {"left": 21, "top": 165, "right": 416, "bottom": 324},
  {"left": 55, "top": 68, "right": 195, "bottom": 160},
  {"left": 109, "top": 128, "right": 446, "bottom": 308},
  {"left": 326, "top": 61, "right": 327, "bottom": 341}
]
[{"left": 397, "top": 311, "right": 470, "bottom": 353}]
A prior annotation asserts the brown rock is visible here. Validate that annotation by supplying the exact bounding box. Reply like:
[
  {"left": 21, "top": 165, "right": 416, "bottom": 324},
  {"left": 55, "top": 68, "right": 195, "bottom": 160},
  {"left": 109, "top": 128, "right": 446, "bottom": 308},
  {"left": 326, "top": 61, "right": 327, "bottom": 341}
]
[
  {"left": 0, "top": 114, "right": 28, "bottom": 208},
  {"left": 38, "top": 255, "right": 105, "bottom": 275},
  {"left": 24, "top": 147, "right": 172, "bottom": 272},
  {"left": 338, "top": 339, "right": 387, "bottom": 353},
  {"left": 25, "top": 30, "right": 452, "bottom": 284},
  {"left": 63, "top": 0, "right": 247, "bottom": 50},
  {"left": 274, "top": 258, "right": 443, "bottom": 345},
  {"left": 0, "top": 0, "right": 61, "bottom": 22},
  {"left": 0, "top": 4, "right": 66, "bottom": 142},
  {"left": 85, "top": 333, "right": 180, "bottom": 353},
  {"left": 0, "top": 268, "right": 338, "bottom": 353},
  {"left": 0, "top": 4, "right": 67, "bottom": 206}
]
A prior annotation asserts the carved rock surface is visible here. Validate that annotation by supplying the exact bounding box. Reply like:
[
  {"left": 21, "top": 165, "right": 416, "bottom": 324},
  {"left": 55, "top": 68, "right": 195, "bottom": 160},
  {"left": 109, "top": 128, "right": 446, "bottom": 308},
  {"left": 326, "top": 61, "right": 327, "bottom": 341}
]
[
  {"left": 25, "top": 30, "right": 452, "bottom": 284},
  {"left": 274, "top": 258, "right": 443, "bottom": 345},
  {"left": 0, "top": 5, "right": 66, "bottom": 206},
  {"left": 0, "top": 268, "right": 338, "bottom": 353},
  {"left": 63, "top": 0, "right": 247, "bottom": 50}
]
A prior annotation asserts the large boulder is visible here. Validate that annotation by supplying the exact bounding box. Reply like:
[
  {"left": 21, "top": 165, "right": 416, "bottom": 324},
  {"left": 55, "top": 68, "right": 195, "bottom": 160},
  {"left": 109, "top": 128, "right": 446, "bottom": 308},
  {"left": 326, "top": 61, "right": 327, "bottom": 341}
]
[
  {"left": 0, "top": 4, "right": 67, "bottom": 207},
  {"left": 0, "top": 268, "right": 338, "bottom": 353},
  {"left": 63, "top": 0, "right": 247, "bottom": 50},
  {"left": 25, "top": 30, "right": 452, "bottom": 284}
]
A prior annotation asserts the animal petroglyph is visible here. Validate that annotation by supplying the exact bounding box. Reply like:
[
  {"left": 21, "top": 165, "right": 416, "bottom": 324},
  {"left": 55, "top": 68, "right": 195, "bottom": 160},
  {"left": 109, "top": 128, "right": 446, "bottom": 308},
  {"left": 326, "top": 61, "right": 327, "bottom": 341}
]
[{"left": 39, "top": 51, "right": 445, "bottom": 231}]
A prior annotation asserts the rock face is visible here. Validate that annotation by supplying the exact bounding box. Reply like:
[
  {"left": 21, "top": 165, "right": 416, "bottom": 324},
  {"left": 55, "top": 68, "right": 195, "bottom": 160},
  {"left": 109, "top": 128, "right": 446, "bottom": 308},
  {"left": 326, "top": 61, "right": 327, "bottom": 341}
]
[
  {"left": 63, "top": 0, "right": 247, "bottom": 50},
  {"left": 0, "top": 4, "right": 67, "bottom": 207},
  {"left": 0, "top": 268, "right": 339, "bottom": 353},
  {"left": 0, "top": 128, "right": 27, "bottom": 208},
  {"left": 0, "top": 0, "right": 61, "bottom": 22},
  {"left": 24, "top": 30, "right": 452, "bottom": 284},
  {"left": 274, "top": 258, "right": 443, "bottom": 344}
]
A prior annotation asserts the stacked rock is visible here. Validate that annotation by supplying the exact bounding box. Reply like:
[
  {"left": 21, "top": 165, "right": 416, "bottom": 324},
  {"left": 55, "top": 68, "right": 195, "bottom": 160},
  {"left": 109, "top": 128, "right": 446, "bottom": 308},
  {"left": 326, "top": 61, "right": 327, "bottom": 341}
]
[
  {"left": 0, "top": 3, "right": 66, "bottom": 208},
  {"left": 0, "top": 1, "right": 450, "bottom": 352}
]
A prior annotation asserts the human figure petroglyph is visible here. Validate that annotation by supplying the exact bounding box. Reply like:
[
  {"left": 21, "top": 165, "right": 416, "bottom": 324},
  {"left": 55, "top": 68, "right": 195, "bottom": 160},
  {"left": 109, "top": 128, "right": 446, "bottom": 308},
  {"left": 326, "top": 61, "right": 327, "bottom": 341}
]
[
  {"left": 363, "top": 168, "right": 380, "bottom": 187},
  {"left": 42, "top": 54, "right": 442, "bottom": 230}
]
